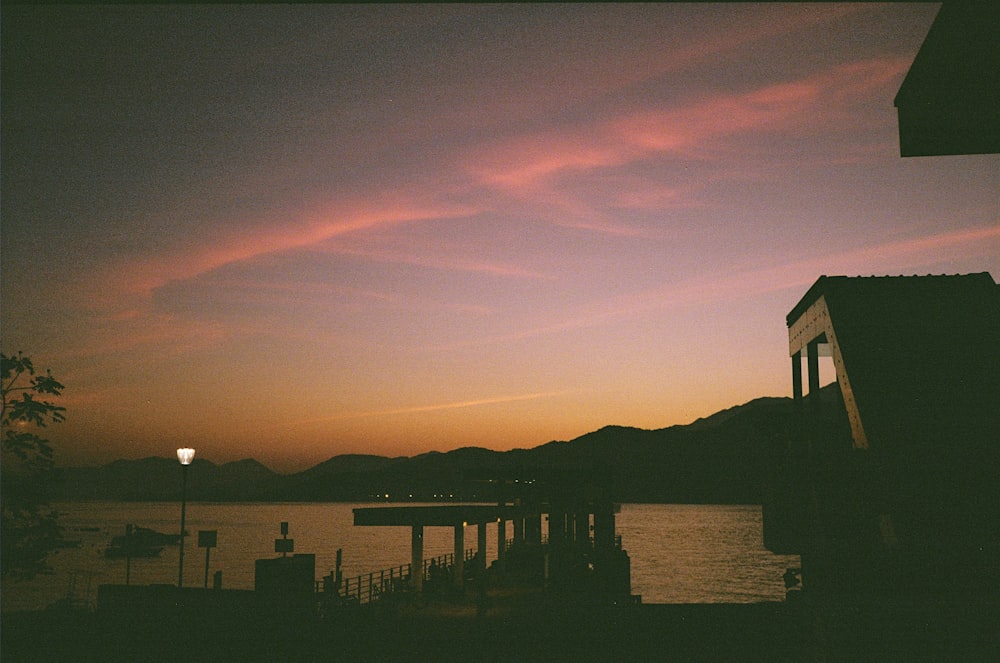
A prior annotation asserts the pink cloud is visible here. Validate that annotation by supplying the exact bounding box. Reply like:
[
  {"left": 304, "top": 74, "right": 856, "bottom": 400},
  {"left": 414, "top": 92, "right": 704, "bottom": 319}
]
[
  {"left": 435, "top": 225, "right": 1000, "bottom": 348},
  {"left": 465, "top": 57, "right": 909, "bottom": 202},
  {"left": 316, "top": 242, "right": 553, "bottom": 281},
  {"left": 629, "top": 225, "right": 1000, "bottom": 315},
  {"left": 82, "top": 196, "right": 479, "bottom": 312}
]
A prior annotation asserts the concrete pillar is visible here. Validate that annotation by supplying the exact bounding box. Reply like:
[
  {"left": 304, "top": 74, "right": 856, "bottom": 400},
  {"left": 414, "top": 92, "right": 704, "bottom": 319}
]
[
  {"left": 513, "top": 513, "right": 524, "bottom": 545},
  {"left": 497, "top": 518, "right": 507, "bottom": 571},
  {"left": 411, "top": 525, "right": 423, "bottom": 593},
  {"left": 478, "top": 521, "right": 488, "bottom": 572},
  {"left": 807, "top": 340, "right": 820, "bottom": 409},
  {"left": 594, "top": 509, "right": 615, "bottom": 551},
  {"left": 792, "top": 351, "right": 803, "bottom": 402},
  {"left": 527, "top": 513, "right": 542, "bottom": 545},
  {"left": 547, "top": 510, "right": 564, "bottom": 584},
  {"left": 575, "top": 512, "right": 590, "bottom": 546},
  {"left": 548, "top": 511, "right": 564, "bottom": 545},
  {"left": 453, "top": 524, "right": 464, "bottom": 590},
  {"left": 804, "top": 339, "right": 828, "bottom": 594}
]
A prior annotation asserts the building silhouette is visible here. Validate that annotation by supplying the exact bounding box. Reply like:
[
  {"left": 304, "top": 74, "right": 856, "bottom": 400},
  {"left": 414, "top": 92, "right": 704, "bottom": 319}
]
[{"left": 765, "top": 273, "right": 1000, "bottom": 600}]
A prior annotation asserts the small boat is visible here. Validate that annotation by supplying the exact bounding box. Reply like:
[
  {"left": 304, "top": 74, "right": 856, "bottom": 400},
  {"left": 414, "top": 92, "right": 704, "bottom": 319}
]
[
  {"left": 104, "top": 526, "right": 177, "bottom": 558},
  {"left": 109, "top": 526, "right": 181, "bottom": 548}
]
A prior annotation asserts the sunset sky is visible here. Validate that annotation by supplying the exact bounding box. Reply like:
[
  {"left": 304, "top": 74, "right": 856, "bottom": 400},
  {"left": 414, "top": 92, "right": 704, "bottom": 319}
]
[{"left": 3, "top": 4, "right": 997, "bottom": 472}]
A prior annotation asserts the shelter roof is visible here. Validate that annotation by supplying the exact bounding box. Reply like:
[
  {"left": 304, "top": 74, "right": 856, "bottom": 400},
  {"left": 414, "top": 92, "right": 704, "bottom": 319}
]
[{"left": 787, "top": 273, "right": 1000, "bottom": 453}]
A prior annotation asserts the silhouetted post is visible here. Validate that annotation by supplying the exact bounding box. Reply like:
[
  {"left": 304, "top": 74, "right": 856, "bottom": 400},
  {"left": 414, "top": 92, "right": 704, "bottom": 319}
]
[
  {"left": 497, "top": 517, "right": 507, "bottom": 572},
  {"left": 548, "top": 509, "right": 564, "bottom": 582},
  {"left": 453, "top": 524, "right": 465, "bottom": 591},
  {"left": 276, "top": 521, "right": 292, "bottom": 558},
  {"left": 411, "top": 525, "right": 423, "bottom": 593},
  {"left": 804, "top": 339, "right": 827, "bottom": 597},
  {"left": 199, "top": 530, "right": 217, "bottom": 589},
  {"left": 176, "top": 447, "right": 195, "bottom": 588},
  {"left": 548, "top": 510, "right": 565, "bottom": 545},
  {"left": 594, "top": 509, "right": 615, "bottom": 552},
  {"left": 477, "top": 521, "right": 488, "bottom": 573},
  {"left": 125, "top": 524, "right": 134, "bottom": 585},
  {"left": 807, "top": 340, "right": 820, "bottom": 417},
  {"left": 792, "top": 351, "right": 803, "bottom": 403},
  {"left": 204, "top": 544, "right": 210, "bottom": 588},
  {"left": 576, "top": 511, "right": 590, "bottom": 546},
  {"left": 526, "top": 512, "right": 542, "bottom": 545},
  {"left": 476, "top": 522, "right": 488, "bottom": 617}
]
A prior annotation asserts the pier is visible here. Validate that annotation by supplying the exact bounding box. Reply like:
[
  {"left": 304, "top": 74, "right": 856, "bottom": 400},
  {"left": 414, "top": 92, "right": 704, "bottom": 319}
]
[{"left": 352, "top": 500, "right": 628, "bottom": 600}]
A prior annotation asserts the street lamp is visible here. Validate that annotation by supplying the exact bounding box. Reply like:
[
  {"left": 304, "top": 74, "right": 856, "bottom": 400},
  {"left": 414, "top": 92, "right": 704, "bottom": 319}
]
[{"left": 176, "top": 447, "right": 195, "bottom": 587}]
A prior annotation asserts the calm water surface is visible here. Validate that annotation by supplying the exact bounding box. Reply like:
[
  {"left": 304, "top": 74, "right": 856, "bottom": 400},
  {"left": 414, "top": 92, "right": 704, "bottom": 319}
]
[{"left": 2, "top": 502, "right": 798, "bottom": 611}]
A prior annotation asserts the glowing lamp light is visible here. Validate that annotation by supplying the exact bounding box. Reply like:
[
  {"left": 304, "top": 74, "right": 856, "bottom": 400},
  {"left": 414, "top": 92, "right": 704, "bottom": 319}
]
[{"left": 176, "top": 447, "right": 195, "bottom": 587}]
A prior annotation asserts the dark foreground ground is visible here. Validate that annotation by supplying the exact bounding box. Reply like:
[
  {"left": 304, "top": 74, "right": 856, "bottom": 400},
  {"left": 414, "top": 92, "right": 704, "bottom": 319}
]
[{"left": 4, "top": 588, "right": 999, "bottom": 662}]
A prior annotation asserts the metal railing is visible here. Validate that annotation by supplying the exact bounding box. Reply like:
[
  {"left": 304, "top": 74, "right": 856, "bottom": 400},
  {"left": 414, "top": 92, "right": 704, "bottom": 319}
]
[
  {"left": 317, "top": 533, "right": 611, "bottom": 607},
  {"left": 320, "top": 548, "right": 479, "bottom": 606}
]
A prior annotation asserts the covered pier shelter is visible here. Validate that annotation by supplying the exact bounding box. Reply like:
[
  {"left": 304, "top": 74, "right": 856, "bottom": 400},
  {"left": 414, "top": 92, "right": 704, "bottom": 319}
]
[
  {"left": 353, "top": 500, "right": 622, "bottom": 594},
  {"left": 765, "top": 273, "right": 1000, "bottom": 597}
]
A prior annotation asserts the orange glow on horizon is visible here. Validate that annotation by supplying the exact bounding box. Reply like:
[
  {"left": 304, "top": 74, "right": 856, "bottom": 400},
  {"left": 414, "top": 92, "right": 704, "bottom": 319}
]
[{"left": 4, "top": 4, "right": 994, "bottom": 472}]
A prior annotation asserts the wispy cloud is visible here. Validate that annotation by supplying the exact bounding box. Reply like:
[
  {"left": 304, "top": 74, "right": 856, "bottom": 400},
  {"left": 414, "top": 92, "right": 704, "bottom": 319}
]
[
  {"left": 612, "top": 224, "right": 1000, "bottom": 319},
  {"left": 463, "top": 57, "right": 910, "bottom": 232},
  {"left": 431, "top": 225, "right": 1000, "bottom": 348},
  {"left": 294, "top": 390, "right": 569, "bottom": 424},
  {"left": 315, "top": 242, "right": 554, "bottom": 281},
  {"left": 85, "top": 197, "right": 479, "bottom": 308}
]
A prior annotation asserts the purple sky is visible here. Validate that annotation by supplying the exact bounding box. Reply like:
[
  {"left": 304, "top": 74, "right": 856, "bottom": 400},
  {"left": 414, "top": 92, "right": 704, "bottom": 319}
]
[{"left": 3, "top": 4, "right": 997, "bottom": 472}]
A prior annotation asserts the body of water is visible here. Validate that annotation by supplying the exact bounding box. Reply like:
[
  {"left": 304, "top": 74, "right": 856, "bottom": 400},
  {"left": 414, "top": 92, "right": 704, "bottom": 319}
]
[{"left": 2, "top": 502, "right": 798, "bottom": 612}]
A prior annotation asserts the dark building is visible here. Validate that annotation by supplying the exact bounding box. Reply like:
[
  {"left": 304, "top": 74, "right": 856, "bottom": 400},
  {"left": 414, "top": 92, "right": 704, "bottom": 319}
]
[
  {"left": 895, "top": 2, "right": 1000, "bottom": 156},
  {"left": 764, "top": 273, "right": 1000, "bottom": 599}
]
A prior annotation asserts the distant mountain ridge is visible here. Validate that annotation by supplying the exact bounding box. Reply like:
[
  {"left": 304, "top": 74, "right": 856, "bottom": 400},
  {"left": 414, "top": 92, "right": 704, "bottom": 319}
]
[{"left": 51, "top": 391, "right": 828, "bottom": 504}]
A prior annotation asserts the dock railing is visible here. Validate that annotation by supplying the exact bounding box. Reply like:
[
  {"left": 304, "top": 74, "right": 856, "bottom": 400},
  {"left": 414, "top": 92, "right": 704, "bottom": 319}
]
[
  {"left": 318, "top": 532, "right": 620, "bottom": 608},
  {"left": 321, "top": 548, "right": 478, "bottom": 606}
]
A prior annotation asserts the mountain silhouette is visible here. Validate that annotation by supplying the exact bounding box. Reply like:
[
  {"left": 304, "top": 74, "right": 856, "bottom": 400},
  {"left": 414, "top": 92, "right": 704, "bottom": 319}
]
[{"left": 52, "top": 389, "right": 845, "bottom": 504}]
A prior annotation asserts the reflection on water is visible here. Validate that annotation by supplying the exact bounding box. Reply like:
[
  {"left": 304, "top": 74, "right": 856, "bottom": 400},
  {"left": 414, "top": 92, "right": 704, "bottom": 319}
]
[
  {"left": 619, "top": 504, "right": 799, "bottom": 603},
  {"left": 1, "top": 502, "right": 798, "bottom": 611}
]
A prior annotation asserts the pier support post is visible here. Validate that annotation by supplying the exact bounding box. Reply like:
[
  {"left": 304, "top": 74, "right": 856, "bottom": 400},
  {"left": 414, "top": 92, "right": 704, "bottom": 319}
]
[
  {"left": 575, "top": 511, "right": 590, "bottom": 546},
  {"left": 594, "top": 508, "right": 615, "bottom": 551},
  {"left": 497, "top": 518, "right": 507, "bottom": 572},
  {"left": 453, "top": 524, "right": 464, "bottom": 591},
  {"left": 411, "top": 525, "right": 423, "bottom": 593},
  {"left": 548, "top": 510, "right": 565, "bottom": 545},
  {"left": 802, "top": 339, "right": 829, "bottom": 596},
  {"left": 526, "top": 513, "right": 542, "bottom": 545},
  {"left": 513, "top": 513, "right": 524, "bottom": 546},
  {"left": 478, "top": 521, "right": 488, "bottom": 571},
  {"left": 548, "top": 510, "right": 566, "bottom": 584}
]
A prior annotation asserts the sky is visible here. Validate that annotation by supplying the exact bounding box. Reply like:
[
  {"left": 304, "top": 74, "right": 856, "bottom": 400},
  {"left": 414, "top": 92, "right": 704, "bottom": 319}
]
[{"left": 2, "top": 3, "right": 997, "bottom": 473}]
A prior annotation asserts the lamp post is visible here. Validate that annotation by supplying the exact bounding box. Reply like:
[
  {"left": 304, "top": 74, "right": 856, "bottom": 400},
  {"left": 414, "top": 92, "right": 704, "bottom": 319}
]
[{"left": 176, "top": 447, "right": 195, "bottom": 588}]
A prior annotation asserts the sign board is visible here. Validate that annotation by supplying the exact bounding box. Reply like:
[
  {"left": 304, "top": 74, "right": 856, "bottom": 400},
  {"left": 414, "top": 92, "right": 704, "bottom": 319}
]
[
  {"left": 275, "top": 538, "right": 294, "bottom": 554},
  {"left": 198, "top": 530, "right": 218, "bottom": 548}
]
